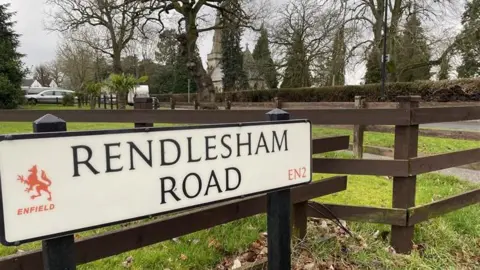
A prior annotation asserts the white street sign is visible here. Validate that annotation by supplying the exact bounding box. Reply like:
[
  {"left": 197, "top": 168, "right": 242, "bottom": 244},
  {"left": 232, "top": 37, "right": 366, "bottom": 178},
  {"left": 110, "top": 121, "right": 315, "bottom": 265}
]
[{"left": 0, "top": 120, "right": 311, "bottom": 245}]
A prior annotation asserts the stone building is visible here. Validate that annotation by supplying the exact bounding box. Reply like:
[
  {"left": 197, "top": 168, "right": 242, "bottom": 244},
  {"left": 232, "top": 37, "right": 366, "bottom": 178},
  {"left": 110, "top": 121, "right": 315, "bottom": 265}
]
[{"left": 206, "top": 16, "right": 267, "bottom": 92}]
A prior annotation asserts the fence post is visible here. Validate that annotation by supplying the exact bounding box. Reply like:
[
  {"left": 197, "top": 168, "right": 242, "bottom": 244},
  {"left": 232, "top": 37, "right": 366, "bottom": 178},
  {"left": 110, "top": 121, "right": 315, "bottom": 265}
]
[
  {"left": 225, "top": 99, "right": 232, "bottom": 110},
  {"left": 353, "top": 96, "right": 366, "bottom": 158},
  {"left": 170, "top": 97, "right": 176, "bottom": 110},
  {"left": 33, "top": 114, "right": 76, "bottom": 270},
  {"left": 293, "top": 201, "right": 307, "bottom": 240},
  {"left": 194, "top": 99, "right": 199, "bottom": 110},
  {"left": 110, "top": 93, "right": 113, "bottom": 110},
  {"left": 390, "top": 95, "right": 420, "bottom": 254},
  {"left": 273, "top": 97, "right": 282, "bottom": 109},
  {"left": 266, "top": 108, "right": 291, "bottom": 270},
  {"left": 134, "top": 97, "right": 154, "bottom": 128}
]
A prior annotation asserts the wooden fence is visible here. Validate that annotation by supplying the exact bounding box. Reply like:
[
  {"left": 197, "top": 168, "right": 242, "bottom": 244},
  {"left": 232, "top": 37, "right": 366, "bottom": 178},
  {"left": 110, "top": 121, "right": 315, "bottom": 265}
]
[{"left": 0, "top": 95, "right": 479, "bottom": 268}]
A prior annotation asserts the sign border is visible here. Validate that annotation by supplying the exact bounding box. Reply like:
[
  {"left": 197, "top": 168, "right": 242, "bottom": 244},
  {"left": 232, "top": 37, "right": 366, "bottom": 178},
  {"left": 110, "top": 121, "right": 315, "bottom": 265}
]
[{"left": 0, "top": 119, "right": 312, "bottom": 246}]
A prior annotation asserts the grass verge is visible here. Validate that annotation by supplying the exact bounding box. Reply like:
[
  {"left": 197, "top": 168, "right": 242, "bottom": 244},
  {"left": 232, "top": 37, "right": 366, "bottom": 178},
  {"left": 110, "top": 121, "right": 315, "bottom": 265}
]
[
  {"left": 0, "top": 123, "right": 477, "bottom": 269},
  {"left": 312, "top": 126, "right": 479, "bottom": 155}
]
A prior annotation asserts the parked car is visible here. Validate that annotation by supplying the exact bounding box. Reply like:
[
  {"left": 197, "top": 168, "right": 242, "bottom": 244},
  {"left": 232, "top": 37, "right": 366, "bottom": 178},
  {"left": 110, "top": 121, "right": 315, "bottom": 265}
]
[{"left": 25, "top": 89, "right": 76, "bottom": 105}]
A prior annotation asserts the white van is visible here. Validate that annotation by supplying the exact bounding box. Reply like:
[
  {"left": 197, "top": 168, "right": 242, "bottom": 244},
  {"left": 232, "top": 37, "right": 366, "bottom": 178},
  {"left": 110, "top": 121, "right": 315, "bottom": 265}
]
[{"left": 127, "top": 85, "right": 150, "bottom": 106}]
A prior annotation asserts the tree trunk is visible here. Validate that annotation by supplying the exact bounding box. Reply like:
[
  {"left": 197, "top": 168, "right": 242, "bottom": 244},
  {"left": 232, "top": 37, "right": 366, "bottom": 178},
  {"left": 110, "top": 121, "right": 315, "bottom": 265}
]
[
  {"left": 178, "top": 13, "right": 216, "bottom": 103},
  {"left": 89, "top": 95, "right": 96, "bottom": 110},
  {"left": 112, "top": 49, "right": 127, "bottom": 109}
]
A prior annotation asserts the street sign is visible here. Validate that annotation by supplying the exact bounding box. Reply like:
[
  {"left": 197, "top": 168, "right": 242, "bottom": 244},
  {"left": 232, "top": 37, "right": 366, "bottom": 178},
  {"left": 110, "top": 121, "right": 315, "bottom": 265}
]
[{"left": 0, "top": 120, "right": 311, "bottom": 245}]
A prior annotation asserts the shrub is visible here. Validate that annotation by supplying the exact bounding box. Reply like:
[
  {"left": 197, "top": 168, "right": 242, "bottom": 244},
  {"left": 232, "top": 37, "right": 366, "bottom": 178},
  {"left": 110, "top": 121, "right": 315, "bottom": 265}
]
[
  {"left": 62, "top": 93, "right": 75, "bottom": 106},
  {"left": 0, "top": 75, "right": 24, "bottom": 109},
  {"left": 152, "top": 79, "right": 480, "bottom": 102}
]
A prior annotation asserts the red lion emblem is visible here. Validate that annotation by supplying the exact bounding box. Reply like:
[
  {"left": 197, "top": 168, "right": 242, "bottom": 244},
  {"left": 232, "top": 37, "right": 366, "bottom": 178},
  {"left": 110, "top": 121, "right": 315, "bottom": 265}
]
[{"left": 17, "top": 165, "right": 52, "bottom": 201}]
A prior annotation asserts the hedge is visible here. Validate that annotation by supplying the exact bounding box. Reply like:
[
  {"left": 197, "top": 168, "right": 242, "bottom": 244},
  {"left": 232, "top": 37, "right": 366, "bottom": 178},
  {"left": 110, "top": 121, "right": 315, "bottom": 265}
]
[{"left": 152, "top": 79, "right": 480, "bottom": 103}]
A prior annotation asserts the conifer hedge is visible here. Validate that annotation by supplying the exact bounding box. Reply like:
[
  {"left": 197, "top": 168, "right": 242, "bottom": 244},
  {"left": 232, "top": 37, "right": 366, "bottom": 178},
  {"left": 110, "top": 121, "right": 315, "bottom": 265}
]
[{"left": 153, "top": 79, "right": 480, "bottom": 103}]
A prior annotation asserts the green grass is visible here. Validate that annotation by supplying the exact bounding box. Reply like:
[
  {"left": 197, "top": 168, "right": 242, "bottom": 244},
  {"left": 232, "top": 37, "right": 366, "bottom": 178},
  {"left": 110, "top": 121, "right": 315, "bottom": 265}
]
[
  {"left": 19, "top": 104, "right": 92, "bottom": 110},
  {"left": 19, "top": 104, "right": 134, "bottom": 110},
  {"left": 0, "top": 121, "right": 478, "bottom": 269},
  {"left": 306, "top": 172, "right": 480, "bottom": 269},
  {"left": 312, "top": 126, "right": 479, "bottom": 155}
]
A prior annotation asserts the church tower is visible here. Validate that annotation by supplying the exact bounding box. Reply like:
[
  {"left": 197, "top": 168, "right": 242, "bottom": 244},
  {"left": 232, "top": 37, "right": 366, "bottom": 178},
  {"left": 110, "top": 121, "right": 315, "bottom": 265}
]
[{"left": 207, "top": 13, "right": 222, "bottom": 74}]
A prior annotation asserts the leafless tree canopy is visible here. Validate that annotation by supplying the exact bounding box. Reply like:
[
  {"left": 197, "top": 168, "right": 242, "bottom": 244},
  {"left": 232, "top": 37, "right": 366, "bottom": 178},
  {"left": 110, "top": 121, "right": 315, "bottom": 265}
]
[{"left": 46, "top": 0, "right": 161, "bottom": 72}]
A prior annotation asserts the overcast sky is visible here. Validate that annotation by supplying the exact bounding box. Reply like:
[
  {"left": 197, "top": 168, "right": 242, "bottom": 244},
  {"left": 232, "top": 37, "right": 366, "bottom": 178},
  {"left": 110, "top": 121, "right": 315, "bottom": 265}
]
[{"left": 1, "top": 0, "right": 463, "bottom": 84}]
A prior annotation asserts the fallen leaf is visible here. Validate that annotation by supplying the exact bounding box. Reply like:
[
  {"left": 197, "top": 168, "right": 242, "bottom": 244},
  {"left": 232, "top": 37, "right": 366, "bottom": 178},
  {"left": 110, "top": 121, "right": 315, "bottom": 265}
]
[
  {"left": 180, "top": 254, "right": 188, "bottom": 261},
  {"left": 241, "top": 251, "right": 256, "bottom": 262},
  {"left": 122, "top": 256, "right": 133, "bottom": 268},
  {"left": 232, "top": 259, "right": 242, "bottom": 269},
  {"left": 303, "top": 262, "right": 316, "bottom": 270},
  {"left": 208, "top": 238, "right": 221, "bottom": 249}
]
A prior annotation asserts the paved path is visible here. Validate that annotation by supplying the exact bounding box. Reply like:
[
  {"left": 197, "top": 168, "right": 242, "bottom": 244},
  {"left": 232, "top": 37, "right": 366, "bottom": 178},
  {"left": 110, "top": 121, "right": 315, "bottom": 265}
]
[
  {"left": 421, "top": 121, "right": 480, "bottom": 132},
  {"left": 355, "top": 152, "right": 480, "bottom": 184}
]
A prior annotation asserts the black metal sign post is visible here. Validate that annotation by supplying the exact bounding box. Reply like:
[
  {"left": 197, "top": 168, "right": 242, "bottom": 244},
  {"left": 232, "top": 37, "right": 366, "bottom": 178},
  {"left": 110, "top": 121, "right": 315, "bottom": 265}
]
[
  {"left": 266, "top": 108, "right": 291, "bottom": 270},
  {"left": 33, "top": 114, "right": 76, "bottom": 270}
]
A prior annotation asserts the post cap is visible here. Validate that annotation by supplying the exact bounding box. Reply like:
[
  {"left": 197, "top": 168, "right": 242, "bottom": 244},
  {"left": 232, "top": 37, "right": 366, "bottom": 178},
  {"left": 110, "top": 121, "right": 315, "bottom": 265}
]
[
  {"left": 33, "top": 114, "right": 66, "bottom": 133},
  {"left": 33, "top": 114, "right": 66, "bottom": 125},
  {"left": 266, "top": 108, "right": 290, "bottom": 121}
]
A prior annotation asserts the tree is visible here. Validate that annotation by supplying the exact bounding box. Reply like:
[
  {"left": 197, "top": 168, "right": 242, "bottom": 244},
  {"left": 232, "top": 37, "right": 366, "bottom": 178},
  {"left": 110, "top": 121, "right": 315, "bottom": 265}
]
[
  {"left": 85, "top": 81, "right": 102, "bottom": 109},
  {"left": 252, "top": 27, "right": 278, "bottom": 88},
  {"left": 150, "top": 29, "right": 197, "bottom": 94},
  {"left": 56, "top": 36, "right": 95, "bottom": 92},
  {"left": 33, "top": 64, "right": 52, "bottom": 87},
  {"left": 220, "top": 1, "right": 248, "bottom": 91},
  {"left": 364, "top": 47, "right": 382, "bottom": 84},
  {"left": 0, "top": 3, "right": 26, "bottom": 109},
  {"left": 344, "top": 0, "right": 458, "bottom": 82},
  {"left": 107, "top": 73, "right": 147, "bottom": 108},
  {"left": 122, "top": 55, "right": 140, "bottom": 77},
  {"left": 155, "top": 29, "right": 179, "bottom": 66},
  {"left": 46, "top": 60, "right": 64, "bottom": 87},
  {"left": 456, "top": 0, "right": 480, "bottom": 78},
  {"left": 270, "top": 0, "right": 343, "bottom": 88},
  {"left": 396, "top": 12, "right": 431, "bottom": 82},
  {"left": 280, "top": 32, "right": 311, "bottom": 88},
  {"left": 438, "top": 56, "right": 450, "bottom": 80},
  {"left": 148, "top": 0, "right": 264, "bottom": 102},
  {"left": 46, "top": 0, "right": 154, "bottom": 73},
  {"left": 326, "top": 26, "right": 346, "bottom": 86}
]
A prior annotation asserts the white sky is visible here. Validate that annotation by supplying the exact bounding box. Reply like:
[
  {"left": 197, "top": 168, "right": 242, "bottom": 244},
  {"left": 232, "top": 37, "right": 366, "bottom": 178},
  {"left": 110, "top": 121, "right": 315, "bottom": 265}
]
[{"left": 1, "top": 0, "right": 463, "bottom": 85}]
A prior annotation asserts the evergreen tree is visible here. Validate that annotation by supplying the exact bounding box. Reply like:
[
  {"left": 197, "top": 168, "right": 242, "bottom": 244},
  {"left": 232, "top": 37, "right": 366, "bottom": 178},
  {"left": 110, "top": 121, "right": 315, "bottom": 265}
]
[
  {"left": 396, "top": 12, "right": 431, "bottom": 82},
  {"left": 438, "top": 56, "right": 450, "bottom": 80},
  {"left": 0, "top": 3, "right": 26, "bottom": 109},
  {"left": 220, "top": 1, "right": 248, "bottom": 91},
  {"left": 150, "top": 30, "right": 197, "bottom": 94},
  {"left": 456, "top": 0, "right": 480, "bottom": 78},
  {"left": 252, "top": 27, "right": 278, "bottom": 88},
  {"left": 364, "top": 46, "right": 382, "bottom": 84},
  {"left": 280, "top": 32, "right": 311, "bottom": 88},
  {"left": 326, "top": 27, "right": 346, "bottom": 86}
]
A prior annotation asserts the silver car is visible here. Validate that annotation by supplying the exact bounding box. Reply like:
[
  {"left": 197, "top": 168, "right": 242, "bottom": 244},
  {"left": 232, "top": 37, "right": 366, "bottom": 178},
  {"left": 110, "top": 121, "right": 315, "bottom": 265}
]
[{"left": 25, "top": 89, "right": 76, "bottom": 105}]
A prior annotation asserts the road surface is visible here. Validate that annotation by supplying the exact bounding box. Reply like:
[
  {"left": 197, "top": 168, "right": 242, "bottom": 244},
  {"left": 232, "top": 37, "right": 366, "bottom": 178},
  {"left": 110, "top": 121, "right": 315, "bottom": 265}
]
[{"left": 422, "top": 121, "right": 479, "bottom": 132}]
